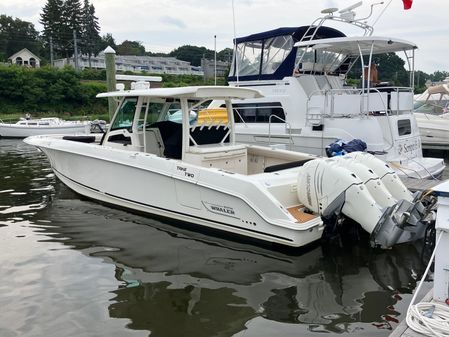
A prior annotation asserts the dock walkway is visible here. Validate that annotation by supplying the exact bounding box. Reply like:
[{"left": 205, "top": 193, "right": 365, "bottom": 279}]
[{"left": 389, "top": 290, "right": 433, "bottom": 337}]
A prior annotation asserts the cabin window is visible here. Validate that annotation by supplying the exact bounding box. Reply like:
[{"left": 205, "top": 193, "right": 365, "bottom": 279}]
[
  {"left": 397, "top": 119, "right": 411, "bottom": 136},
  {"left": 233, "top": 102, "right": 285, "bottom": 123},
  {"left": 261, "top": 36, "right": 293, "bottom": 74},
  {"left": 111, "top": 97, "right": 137, "bottom": 131}
]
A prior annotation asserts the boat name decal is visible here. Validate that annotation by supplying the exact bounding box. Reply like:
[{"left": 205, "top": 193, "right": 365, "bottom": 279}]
[
  {"left": 203, "top": 201, "right": 238, "bottom": 218},
  {"left": 177, "top": 165, "right": 195, "bottom": 178},
  {"left": 397, "top": 140, "right": 419, "bottom": 155}
]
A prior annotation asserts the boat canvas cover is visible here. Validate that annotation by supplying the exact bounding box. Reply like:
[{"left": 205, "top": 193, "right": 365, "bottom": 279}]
[{"left": 229, "top": 26, "right": 346, "bottom": 82}]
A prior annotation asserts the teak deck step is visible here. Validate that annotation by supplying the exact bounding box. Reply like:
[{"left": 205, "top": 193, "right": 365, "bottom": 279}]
[{"left": 287, "top": 205, "right": 317, "bottom": 223}]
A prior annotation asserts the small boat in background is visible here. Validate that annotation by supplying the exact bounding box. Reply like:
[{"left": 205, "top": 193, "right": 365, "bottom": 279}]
[
  {"left": 414, "top": 79, "right": 449, "bottom": 149},
  {"left": 0, "top": 117, "right": 91, "bottom": 138}
]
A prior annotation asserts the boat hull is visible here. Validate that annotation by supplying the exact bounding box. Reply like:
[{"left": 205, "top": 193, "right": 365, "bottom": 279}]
[
  {"left": 30, "top": 138, "right": 323, "bottom": 248},
  {"left": 0, "top": 123, "right": 90, "bottom": 138}
]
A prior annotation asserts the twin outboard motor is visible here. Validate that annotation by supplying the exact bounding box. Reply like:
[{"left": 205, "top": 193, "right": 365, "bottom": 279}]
[{"left": 297, "top": 152, "right": 429, "bottom": 248}]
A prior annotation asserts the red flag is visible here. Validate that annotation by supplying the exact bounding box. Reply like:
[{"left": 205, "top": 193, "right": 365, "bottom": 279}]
[{"left": 402, "top": 0, "right": 413, "bottom": 9}]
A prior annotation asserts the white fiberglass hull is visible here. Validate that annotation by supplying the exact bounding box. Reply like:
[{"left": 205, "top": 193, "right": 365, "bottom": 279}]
[
  {"left": 415, "top": 113, "right": 449, "bottom": 149},
  {"left": 0, "top": 123, "right": 90, "bottom": 138},
  {"left": 26, "top": 136, "right": 323, "bottom": 247},
  {"left": 235, "top": 125, "right": 445, "bottom": 180}
]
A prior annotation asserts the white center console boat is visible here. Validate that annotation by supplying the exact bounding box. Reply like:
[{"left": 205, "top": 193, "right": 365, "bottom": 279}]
[
  {"left": 25, "top": 85, "right": 434, "bottom": 249},
  {"left": 215, "top": 3, "right": 444, "bottom": 179}
]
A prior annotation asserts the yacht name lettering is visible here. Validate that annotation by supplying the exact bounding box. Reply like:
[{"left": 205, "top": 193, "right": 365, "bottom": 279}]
[{"left": 177, "top": 166, "right": 195, "bottom": 178}]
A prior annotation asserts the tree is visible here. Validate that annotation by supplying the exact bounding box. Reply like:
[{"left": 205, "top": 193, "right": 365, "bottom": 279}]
[
  {"left": 0, "top": 15, "right": 42, "bottom": 61},
  {"left": 62, "top": 0, "right": 83, "bottom": 57},
  {"left": 116, "top": 40, "right": 146, "bottom": 55},
  {"left": 169, "top": 45, "right": 214, "bottom": 66},
  {"left": 98, "top": 33, "right": 117, "bottom": 52},
  {"left": 40, "top": 0, "right": 65, "bottom": 56},
  {"left": 81, "top": 0, "right": 101, "bottom": 67}
]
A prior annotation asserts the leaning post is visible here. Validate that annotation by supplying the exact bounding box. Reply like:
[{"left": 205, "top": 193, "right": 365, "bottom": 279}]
[{"left": 104, "top": 46, "right": 117, "bottom": 121}]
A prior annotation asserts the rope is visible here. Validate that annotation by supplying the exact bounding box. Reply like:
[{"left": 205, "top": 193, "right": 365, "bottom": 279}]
[{"left": 406, "top": 231, "right": 449, "bottom": 336}]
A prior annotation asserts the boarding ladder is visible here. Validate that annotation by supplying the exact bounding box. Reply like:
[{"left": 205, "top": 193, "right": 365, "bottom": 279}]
[{"left": 294, "top": 13, "right": 374, "bottom": 73}]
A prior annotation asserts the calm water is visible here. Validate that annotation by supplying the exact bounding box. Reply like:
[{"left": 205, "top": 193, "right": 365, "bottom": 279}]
[{"left": 0, "top": 139, "right": 437, "bottom": 337}]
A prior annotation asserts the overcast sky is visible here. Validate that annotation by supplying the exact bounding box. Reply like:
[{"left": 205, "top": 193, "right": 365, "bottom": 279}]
[{"left": 1, "top": 0, "right": 447, "bottom": 73}]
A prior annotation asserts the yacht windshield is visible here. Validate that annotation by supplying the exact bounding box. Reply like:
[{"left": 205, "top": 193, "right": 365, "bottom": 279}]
[
  {"left": 296, "top": 47, "right": 347, "bottom": 74},
  {"left": 231, "top": 35, "right": 294, "bottom": 77}
]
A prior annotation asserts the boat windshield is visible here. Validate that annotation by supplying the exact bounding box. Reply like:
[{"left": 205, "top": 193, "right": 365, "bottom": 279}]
[
  {"left": 295, "top": 47, "right": 347, "bottom": 74},
  {"left": 111, "top": 97, "right": 137, "bottom": 131},
  {"left": 414, "top": 101, "right": 449, "bottom": 115},
  {"left": 231, "top": 35, "right": 294, "bottom": 77}
]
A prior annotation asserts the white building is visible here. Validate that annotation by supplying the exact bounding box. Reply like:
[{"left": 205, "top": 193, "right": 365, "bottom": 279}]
[
  {"left": 54, "top": 54, "right": 203, "bottom": 76},
  {"left": 8, "top": 48, "right": 41, "bottom": 68}
]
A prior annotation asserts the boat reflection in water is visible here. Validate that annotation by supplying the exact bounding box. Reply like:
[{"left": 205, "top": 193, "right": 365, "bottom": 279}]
[{"left": 33, "top": 189, "right": 425, "bottom": 336}]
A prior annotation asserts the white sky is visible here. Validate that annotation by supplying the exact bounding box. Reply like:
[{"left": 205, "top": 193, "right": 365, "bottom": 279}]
[{"left": 1, "top": 0, "right": 447, "bottom": 73}]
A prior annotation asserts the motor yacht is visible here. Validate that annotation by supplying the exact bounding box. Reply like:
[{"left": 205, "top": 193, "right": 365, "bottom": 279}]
[
  {"left": 414, "top": 80, "right": 449, "bottom": 149},
  {"left": 25, "top": 85, "right": 432, "bottom": 248},
  {"left": 0, "top": 117, "right": 90, "bottom": 138},
  {"left": 211, "top": 3, "right": 444, "bottom": 179}
]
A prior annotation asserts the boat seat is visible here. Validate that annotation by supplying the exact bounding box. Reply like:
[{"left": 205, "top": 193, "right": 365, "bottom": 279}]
[
  {"left": 145, "top": 128, "right": 165, "bottom": 157},
  {"left": 148, "top": 121, "right": 182, "bottom": 159}
]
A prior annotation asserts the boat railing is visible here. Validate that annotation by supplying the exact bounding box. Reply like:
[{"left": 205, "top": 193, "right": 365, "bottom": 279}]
[
  {"left": 268, "top": 114, "right": 293, "bottom": 145},
  {"left": 233, "top": 108, "right": 248, "bottom": 128},
  {"left": 305, "top": 86, "right": 414, "bottom": 124}
]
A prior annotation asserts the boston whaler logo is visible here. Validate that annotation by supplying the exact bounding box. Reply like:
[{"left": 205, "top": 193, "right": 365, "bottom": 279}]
[{"left": 203, "top": 201, "right": 238, "bottom": 218}]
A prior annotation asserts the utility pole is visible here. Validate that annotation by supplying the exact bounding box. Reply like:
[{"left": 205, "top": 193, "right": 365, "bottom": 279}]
[
  {"left": 49, "top": 36, "right": 54, "bottom": 67},
  {"left": 214, "top": 35, "right": 217, "bottom": 86},
  {"left": 73, "top": 30, "right": 79, "bottom": 70}
]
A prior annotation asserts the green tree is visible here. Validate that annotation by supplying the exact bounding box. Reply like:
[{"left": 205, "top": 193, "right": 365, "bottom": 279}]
[
  {"left": 62, "top": 0, "right": 83, "bottom": 56},
  {"left": 81, "top": 0, "right": 101, "bottom": 66},
  {"left": 0, "top": 15, "right": 42, "bottom": 61},
  {"left": 98, "top": 33, "right": 117, "bottom": 52},
  {"left": 169, "top": 45, "right": 214, "bottom": 66},
  {"left": 40, "top": 0, "right": 65, "bottom": 56},
  {"left": 116, "top": 40, "right": 146, "bottom": 55}
]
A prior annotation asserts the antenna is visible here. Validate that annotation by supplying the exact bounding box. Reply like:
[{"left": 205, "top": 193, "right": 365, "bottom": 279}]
[
  {"left": 321, "top": 7, "right": 338, "bottom": 15},
  {"left": 338, "top": 1, "right": 363, "bottom": 21},
  {"left": 339, "top": 1, "right": 363, "bottom": 13}
]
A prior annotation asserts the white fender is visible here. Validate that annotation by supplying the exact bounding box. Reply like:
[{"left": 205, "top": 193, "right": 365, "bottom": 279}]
[
  {"left": 297, "top": 158, "right": 383, "bottom": 234},
  {"left": 332, "top": 156, "right": 396, "bottom": 208},
  {"left": 344, "top": 152, "right": 413, "bottom": 202}
]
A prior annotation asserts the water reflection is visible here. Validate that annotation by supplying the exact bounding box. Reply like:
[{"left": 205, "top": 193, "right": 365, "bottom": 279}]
[{"left": 0, "top": 139, "right": 428, "bottom": 337}]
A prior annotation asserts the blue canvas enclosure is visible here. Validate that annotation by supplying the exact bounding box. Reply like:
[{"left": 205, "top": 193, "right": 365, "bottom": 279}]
[{"left": 228, "top": 26, "right": 345, "bottom": 82}]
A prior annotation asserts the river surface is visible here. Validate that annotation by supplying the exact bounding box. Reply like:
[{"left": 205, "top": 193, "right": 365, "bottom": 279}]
[{"left": 0, "top": 139, "right": 438, "bottom": 337}]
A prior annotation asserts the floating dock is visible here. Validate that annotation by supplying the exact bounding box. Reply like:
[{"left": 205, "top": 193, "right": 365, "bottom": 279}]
[{"left": 389, "top": 290, "right": 433, "bottom": 337}]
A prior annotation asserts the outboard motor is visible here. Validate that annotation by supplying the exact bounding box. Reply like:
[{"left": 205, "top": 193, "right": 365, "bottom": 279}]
[
  {"left": 332, "top": 156, "right": 396, "bottom": 208},
  {"left": 344, "top": 151, "right": 429, "bottom": 242},
  {"left": 343, "top": 152, "right": 413, "bottom": 201},
  {"left": 296, "top": 158, "right": 424, "bottom": 248}
]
